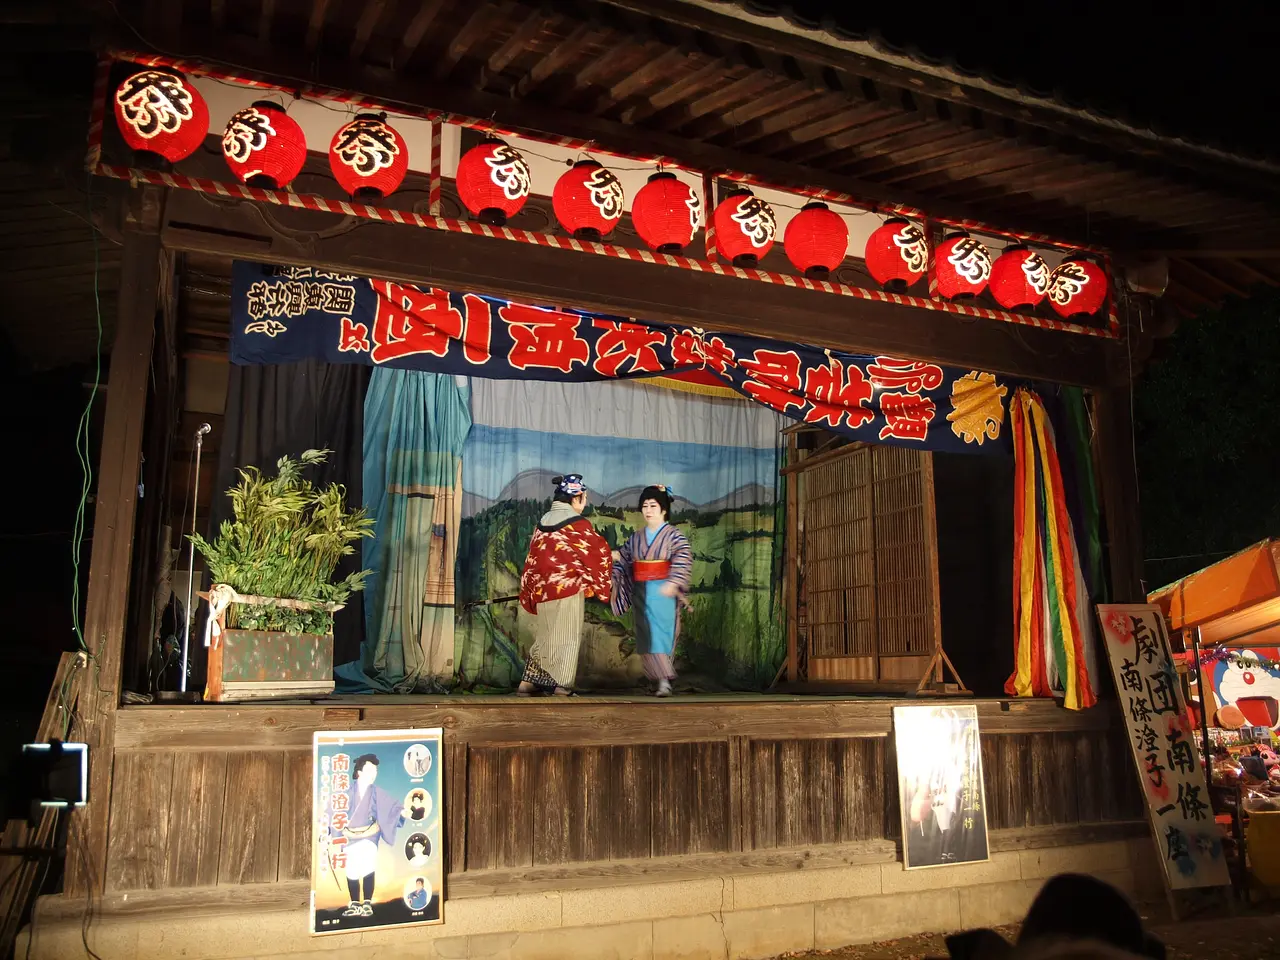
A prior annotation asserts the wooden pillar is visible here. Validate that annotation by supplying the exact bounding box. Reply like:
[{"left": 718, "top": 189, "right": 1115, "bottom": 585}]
[
  {"left": 64, "top": 185, "right": 166, "bottom": 897},
  {"left": 1094, "top": 373, "right": 1145, "bottom": 605}
]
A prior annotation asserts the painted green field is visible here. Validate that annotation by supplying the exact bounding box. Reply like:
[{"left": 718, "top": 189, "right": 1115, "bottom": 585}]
[{"left": 454, "top": 501, "right": 784, "bottom": 691}]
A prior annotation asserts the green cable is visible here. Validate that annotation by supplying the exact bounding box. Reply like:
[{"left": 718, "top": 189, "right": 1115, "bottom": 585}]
[{"left": 69, "top": 170, "right": 103, "bottom": 655}]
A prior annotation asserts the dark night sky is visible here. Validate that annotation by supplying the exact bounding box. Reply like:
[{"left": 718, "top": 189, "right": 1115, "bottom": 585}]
[{"left": 759, "top": 3, "right": 1280, "bottom": 160}]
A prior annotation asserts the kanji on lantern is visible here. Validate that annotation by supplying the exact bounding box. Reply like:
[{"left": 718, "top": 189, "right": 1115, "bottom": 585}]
[
  {"left": 879, "top": 392, "right": 937, "bottom": 442},
  {"left": 502, "top": 304, "right": 591, "bottom": 373},
  {"left": 803, "top": 356, "right": 874, "bottom": 429},
  {"left": 739, "top": 348, "right": 803, "bottom": 412},
  {"left": 592, "top": 321, "right": 667, "bottom": 377}
]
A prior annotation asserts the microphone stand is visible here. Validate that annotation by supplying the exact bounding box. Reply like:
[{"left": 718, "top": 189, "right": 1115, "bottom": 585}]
[{"left": 167, "top": 423, "right": 210, "bottom": 702}]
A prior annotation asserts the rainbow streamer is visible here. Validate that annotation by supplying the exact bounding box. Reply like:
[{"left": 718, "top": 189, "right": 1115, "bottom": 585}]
[{"left": 1006, "top": 389, "right": 1099, "bottom": 710}]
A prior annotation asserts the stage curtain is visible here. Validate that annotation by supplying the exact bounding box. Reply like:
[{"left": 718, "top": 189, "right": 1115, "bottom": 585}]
[
  {"left": 456, "top": 377, "right": 785, "bottom": 692},
  {"left": 209, "top": 360, "right": 369, "bottom": 678},
  {"left": 1006, "top": 388, "right": 1100, "bottom": 710},
  {"left": 335, "top": 369, "right": 471, "bottom": 693}
]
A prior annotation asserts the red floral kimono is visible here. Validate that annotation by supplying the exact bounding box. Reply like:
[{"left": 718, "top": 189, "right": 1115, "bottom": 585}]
[
  {"left": 518, "top": 504, "right": 612, "bottom": 690},
  {"left": 519, "top": 512, "right": 613, "bottom": 614}
]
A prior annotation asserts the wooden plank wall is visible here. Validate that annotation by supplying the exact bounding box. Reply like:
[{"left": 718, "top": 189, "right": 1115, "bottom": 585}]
[{"left": 103, "top": 726, "right": 1145, "bottom": 892}]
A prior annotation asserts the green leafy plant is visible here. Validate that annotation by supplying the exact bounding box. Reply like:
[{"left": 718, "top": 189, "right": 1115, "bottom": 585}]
[{"left": 190, "top": 449, "right": 375, "bottom": 635}]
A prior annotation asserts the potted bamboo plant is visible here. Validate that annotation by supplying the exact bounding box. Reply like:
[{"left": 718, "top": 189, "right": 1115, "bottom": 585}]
[{"left": 190, "top": 449, "right": 374, "bottom": 702}]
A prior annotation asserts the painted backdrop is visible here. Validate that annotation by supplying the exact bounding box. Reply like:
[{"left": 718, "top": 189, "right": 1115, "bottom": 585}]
[{"left": 455, "top": 377, "right": 786, "bottom": 691}]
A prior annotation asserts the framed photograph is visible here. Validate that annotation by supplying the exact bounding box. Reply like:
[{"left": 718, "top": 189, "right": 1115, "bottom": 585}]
[
  {"left": 893, "top": 704, "right": 990, "bottom": 870},
  {"left": 311, "top": 728, "right": 445, "bottom": 935}
]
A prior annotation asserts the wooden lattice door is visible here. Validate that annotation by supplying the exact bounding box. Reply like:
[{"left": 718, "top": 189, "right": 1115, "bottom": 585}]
[{"left": 786, "top": 443, "right": 954, "bottom": 691}]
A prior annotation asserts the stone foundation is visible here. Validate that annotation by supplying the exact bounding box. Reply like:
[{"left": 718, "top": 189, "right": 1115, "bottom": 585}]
[{"left": 20, "top": 837, "right": 1162, "bottom": 960}]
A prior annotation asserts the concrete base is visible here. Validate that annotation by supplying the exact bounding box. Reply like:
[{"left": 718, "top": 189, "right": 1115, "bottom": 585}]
[{"left": 19, "top": 837, "right": 1163, "bottom": 960}]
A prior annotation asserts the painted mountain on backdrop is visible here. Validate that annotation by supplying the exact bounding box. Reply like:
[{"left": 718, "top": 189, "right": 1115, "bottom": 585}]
[{"left": 461, "top": 468, "right": 772, "bottom": 517}]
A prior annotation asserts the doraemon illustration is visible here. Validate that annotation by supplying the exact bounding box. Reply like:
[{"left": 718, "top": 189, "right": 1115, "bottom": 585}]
[{"left": 1211, "top": 648, "right": 1280, "bottom": 729}]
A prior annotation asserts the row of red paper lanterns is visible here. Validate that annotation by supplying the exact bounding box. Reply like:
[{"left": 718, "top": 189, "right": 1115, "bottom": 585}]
[{"left": 112, "top": 66, "right": 1108, "bottom": 319}]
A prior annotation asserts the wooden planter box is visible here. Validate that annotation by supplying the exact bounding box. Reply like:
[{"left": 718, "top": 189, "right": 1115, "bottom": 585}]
[{"left": 201, "top": 588, "right": 338, "bottom": 702}]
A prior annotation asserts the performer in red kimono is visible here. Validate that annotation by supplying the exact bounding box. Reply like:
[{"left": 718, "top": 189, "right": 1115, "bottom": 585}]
[
  {"left": 517, "top": 474, "right": 612, "bottom": 696},
  {"left": 611, "top": 484, "right": 693, "bottom": 697}
]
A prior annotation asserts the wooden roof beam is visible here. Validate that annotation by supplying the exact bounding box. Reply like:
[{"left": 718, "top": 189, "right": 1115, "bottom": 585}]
[
  {"left": 399, "top": 0, "right": 451, "bottom": 69},
  {"left": 479, "top": 3, "right": 556, "bottom": 86},
  {"left": 1172, "top": 258, "right": 1249, "bottom": 300},
  {"left": 513, "top": 18, "right": 606, "bottom": 99},
  {"left": 305, "top": 0, "right": 331, "bottom": 53},
  {"left": 587, "top": 41, "right": 691, "bottom": 113},
  {"left": 621, "top": 52, "right": 736, "bottom": 125},
  {"left": 723, "top": 87, "right": 860, "bottom": 149},
  {"left": 350, "top": 0, "right": 389, "bottom": 62},
  {"left": 433, "top": 1, "right": 510, "bottom": 81},
  {"left": 683, "top": 77, "right": 820, "bottom": 142},
  {"left": 258, "top": 0, "right": 275, "bottom": 45}
]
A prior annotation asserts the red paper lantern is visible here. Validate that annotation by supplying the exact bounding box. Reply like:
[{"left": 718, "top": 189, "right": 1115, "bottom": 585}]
[
  {"left": 1048, "top": 256, "right": 1109, "bottom": 319},
  {"left": 713, "top": 188, "right": 777, "bottom": 267},
  {"left": 553, "top": 159, "right": 625, "bottom": 240},
  {"left": 328, "top": 113, "right": 408, "bottom": 200},
  {"left": 112, "top": 67, "right": 209, "bottom": 165},
  {"left": 934, "top": 231, "right": 992, "bottom": 300},
  {"left": 989, "top": 244, "right": 1050, "bottom": 310},
  {"left": 455, "top": 138, "right": 531, "bottom": 225},
  {"left": 221, "top": 101, "right": 307, "bottom": 189},
  {"left": 783, "top": 202, "right": 848, "bottom": 279},
  {"left": 631, "top": 172, "right": 701, "bottom": 253},
  {"left": 863, "top": 218, "right": 928, "bottom": 292}
]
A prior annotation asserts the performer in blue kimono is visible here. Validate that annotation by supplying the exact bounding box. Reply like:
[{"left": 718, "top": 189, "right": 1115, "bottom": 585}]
[
  {"left": 611, "top": 484, "right": 693, "bottom": 697},
  {"left": 326, "top": 753, "right": 405, "bottom": 918}
]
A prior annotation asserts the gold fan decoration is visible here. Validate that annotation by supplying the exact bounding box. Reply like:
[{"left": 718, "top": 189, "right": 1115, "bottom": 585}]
[{"left": 946, "top": 371, "right": 1008, "bottom": 446}]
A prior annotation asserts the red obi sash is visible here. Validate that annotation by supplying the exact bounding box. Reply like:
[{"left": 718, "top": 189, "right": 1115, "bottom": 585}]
[{"left": 633, "top": 559, "right": 671, "bottom": 582}]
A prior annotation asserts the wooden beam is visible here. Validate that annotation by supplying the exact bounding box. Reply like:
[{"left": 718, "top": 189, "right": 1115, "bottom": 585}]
[
  {"left": 63, "top": 185, "right": 166, "bottom": 898},
  {"left": 1172, "top": 258, "right": 1248, "bottom": 300},
  {"left": 400, "top": 0, "right": 450, "bottom": 68},
  {"left": 350, "top": 0, "right": 388, "bottom": 61},
  {"left": 304, "top": 0, "right": 331, "bottom": 53},
  {"left": 514, "top": 20, "right": 605, "bottom": 99},
  {"left": 605, "top": 0, "right": 1280, "bottom": 208},
  {"left": 257, "top": 0, "right": 275, "bottom": 45},
  {"left": 480, "top": 3, "right": 555, "bottom": 84},
  {"left": 159, "top": 186, "right": 1117, "bottom": 386},
  {"left": 1093, "top": 370, "right": 1145, "bottom": 602},
  {"left": 434, "top": 2, "right": 510, "bottom": 81},
  {"left": 111, "top": 694, "right": 1112, "bottom": 750}
]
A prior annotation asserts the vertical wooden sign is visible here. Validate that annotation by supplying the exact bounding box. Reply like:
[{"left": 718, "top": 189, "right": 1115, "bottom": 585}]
[{"left": 1097, "top": 603, "right": 1231, "bottom": 891}]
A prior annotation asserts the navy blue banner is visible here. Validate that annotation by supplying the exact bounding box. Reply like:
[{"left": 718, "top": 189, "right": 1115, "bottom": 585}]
[{"left": 230, "top": 260, "right": 1016, "bottom": 455}]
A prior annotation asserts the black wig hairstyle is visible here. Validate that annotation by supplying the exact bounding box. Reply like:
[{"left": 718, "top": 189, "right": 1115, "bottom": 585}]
[
  {"left": 638, "top": 485, "right": 673, "bottom": 520},
  {"left": 354, "top": 753, "right": 380, "bottom": 777}
]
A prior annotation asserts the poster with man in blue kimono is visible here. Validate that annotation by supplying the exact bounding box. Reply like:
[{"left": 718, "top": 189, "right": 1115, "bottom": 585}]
[{"left": 311, "top": 729, "right": 445, "bottom": 935}]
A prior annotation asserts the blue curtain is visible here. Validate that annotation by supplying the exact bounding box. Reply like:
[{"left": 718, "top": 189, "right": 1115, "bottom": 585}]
[{"left": 335, "top": 369, "right": 471, "bottom": 692}]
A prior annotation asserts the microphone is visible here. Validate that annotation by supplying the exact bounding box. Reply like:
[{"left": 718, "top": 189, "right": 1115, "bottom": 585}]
[{"left": 196, "top": 423, "right": 212, "bottom": 436}]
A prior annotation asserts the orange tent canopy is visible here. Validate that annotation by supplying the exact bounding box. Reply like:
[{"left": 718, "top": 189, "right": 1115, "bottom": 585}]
[{"left": 1149, "top": 539, "right": 1280, "bottom": 648}]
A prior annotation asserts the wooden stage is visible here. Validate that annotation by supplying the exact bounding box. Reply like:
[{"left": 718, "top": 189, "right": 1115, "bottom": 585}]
[{"left": 102, "top": 695, "right": 1144, "bottom": 895}]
